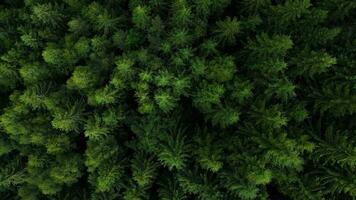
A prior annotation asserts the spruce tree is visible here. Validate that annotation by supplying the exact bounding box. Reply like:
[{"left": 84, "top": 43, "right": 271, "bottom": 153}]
[{"left": 0, "top": 0, "right": 355, "bottom": 199}]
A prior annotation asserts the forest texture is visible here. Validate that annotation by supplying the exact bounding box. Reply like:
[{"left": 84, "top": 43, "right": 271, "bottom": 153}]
[{"left": 0, "top": 0, "right": 355, "bottom": 199}]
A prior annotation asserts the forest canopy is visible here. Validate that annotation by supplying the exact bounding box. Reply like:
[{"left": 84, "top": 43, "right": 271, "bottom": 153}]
[{"left": 0, "top": 0, "right": 355, "bottom": 199}]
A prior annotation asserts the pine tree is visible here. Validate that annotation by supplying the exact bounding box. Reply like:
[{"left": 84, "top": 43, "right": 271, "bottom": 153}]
[{"left": 0, "top": 0, "right": 354, "bottom": 199}]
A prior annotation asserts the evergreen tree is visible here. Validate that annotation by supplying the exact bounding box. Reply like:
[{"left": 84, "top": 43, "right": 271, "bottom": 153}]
[{"left": 0, "top": 0, "right": 355, "bottom": 199}]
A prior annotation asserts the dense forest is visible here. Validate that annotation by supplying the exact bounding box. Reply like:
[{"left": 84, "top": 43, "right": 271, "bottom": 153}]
[{"left": 0, "top": 0, "right": 355, "bottom": 199}]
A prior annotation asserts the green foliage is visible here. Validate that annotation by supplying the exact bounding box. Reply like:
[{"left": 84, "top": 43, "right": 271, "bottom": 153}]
[
  {"left": 51, "top": 101, "right": 85, "bottom": 132},
  {"left": 85, "top": 136, "right": 119, "bottom": 172},
  {"left": 132, "top": 6, "right": 150, "bottom": 29},
  {"left": 95, "top": 12, "right": 121, "bottom": 34},
  {"left": 45, "top": 134, "right": 70, "bottom": 154},
  {"left": 67, "top": 66, "right": 99, "bottom": 90},
  {"left": 229, "top": 79, "right": 254, "bottom": 104},
  {"left": 20, "top": 33, "right": 41, "bottom": 49},
  {"left": 312, "top": 127, "right": 356, "bottom": 169},
  {"left": 0, "top": 158, "right": 25, "bottom": 189},
  {"left": 256, "top": 131, "right": 312, "bottom": 169},
  {"left": 158, "top": 177, "right": 186, "bottom": 200},
  {"left": 158, "top": 130, "right": 190, "bottom": 170},
  {"left": 265, "top": 79, "right": 296, "bottom": 101},
  {"left": 247, "top": 33, "right": 293, "bottom": 59},
  {"left": 309, "top": 83, "right": 356, "bottom": 116},
  {"left": 154, "top": 90, "right": 177, "bottom": 113},
  {"left": 214, "top": 17, "right": 241, "bottom": 45},
  {"left": 31, "top": 3, "right": 64, "bottom": 27},
  {"left": 49, "top": 154, "right": 83, "bottom": 185},
  {"left": 0, "top": 136, "right": 14, "bottom": 156},
  {"left": 42, "top": 46, "right": 65, "bottom": 65},
  {"left": 68, "top": 18, "right": 89, "bottom": 33},
  {"left": 250, "top": 103, "right": 288, "bottom": 129},
  {"left": 95, "top": 163, "right": 123, "bottom": 192},
  {"left": 0, "top": 62, "right": 19, "bottom": 90},
  {"left": 193, "top": 131, "right": 223, "bottom": 172},
  {"left": 19, "top": 63, "right": 50, "bottom": 84},
  {"left": 206, "top": 56, "right": 236, "bottom": 82},
  {"left": 193, "top": 82, "right": 225, "bottom": 111},
  {"left": 241, "top": 0, "right": 271, "bottom": 13},
  {"left": 206, "top": 106, "right": 240, "bottom": 128},
  {"left": 74, "top": 37, "right": 91, "bottom": 57},
  {"left": 131, "top": 152, "right": 158, "bottom": 187},
  {"left": 272, "top": 0, "right": 311, "bottom": 23},
  {"left": 290, "top": 50, "right": 337, "bottom": 76},
  {"left": 87, "top": 86, "right": 119, "bottom": 106},
  {"left": 0, "top": 0, "right": 354, "bottom": 199}
]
